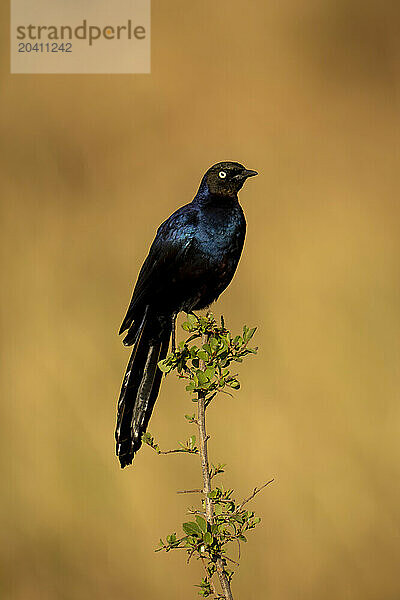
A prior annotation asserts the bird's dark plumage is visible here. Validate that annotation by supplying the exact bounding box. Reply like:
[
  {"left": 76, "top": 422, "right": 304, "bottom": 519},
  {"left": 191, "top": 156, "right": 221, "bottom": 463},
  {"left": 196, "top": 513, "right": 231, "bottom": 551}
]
[{"left": 115, "top": 161, "right": 257, "bottom": 467}]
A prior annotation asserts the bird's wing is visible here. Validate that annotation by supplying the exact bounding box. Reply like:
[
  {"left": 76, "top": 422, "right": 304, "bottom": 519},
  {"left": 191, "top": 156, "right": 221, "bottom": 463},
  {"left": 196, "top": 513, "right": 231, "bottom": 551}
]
[{"left": 119, "top": 204, "right": 198, "bottom": 334}]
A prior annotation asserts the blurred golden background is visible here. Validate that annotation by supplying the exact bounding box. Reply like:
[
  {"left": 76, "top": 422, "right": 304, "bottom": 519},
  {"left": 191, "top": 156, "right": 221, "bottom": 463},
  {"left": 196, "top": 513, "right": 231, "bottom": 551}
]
[{"left": 1, "top": 1, "right": 399, "bottom": 598}]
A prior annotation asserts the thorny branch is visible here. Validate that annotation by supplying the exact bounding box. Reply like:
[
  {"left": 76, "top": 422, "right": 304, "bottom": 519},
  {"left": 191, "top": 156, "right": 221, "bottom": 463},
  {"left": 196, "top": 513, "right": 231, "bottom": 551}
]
[
  {"left": 198, "top": 330, "right": 234, "bottom": 600},
  {"left": 237, "top": 480, "right": 275, "bottom": 512},
  {"left": 146, "top": 313, "right": 272, "bottom": 599}
]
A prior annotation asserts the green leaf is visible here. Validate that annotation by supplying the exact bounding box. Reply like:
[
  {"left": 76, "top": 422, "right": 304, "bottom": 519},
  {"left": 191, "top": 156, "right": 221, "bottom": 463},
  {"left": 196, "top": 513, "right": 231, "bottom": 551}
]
[
  {"left": 195, "top": 516, "right": 207, "bottom": 533},
  {"left": 204, "top": 366, "right": 215, "bottom": 380},
  {"left": 204, "top": 531, "right": 213, "bottom": 545},
  {"left": 187, "top": 313, "right": 198, "bottom": 326},
  {"left": 183, "top": 522, "right": 201, "bottom": 536},
  {"left": 246, "top": 326, "right": 257, "bottom": 341},
  {"left": 228, "top": 379, "right": 240, "bottom": 389},
  {"left": 209, "top": 337, "right": 218, "bottom": 351},
  {"left": 197, "top": 350, "right": 208, "bottom": 361},
  {"left": 196, "top": 370, "right": 208, "bottom": 385},
  {"left": 157, "top": 360, "right": 170, "bottom": 372},
  {"left": 213, "top": 503, "right": 223, "bottom": 515}
]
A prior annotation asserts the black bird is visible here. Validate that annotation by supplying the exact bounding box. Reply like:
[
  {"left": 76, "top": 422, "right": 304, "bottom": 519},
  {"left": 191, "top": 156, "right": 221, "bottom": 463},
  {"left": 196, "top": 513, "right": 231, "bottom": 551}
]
[{"left": 116, "top": 161, "right": 257, "bottom": 468}]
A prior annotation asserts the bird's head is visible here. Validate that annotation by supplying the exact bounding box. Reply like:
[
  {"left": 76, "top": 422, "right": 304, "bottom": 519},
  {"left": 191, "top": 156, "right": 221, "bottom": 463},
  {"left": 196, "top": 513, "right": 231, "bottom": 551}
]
[{"left": 198, "top": 161, "right": 258, "bottom": 199}]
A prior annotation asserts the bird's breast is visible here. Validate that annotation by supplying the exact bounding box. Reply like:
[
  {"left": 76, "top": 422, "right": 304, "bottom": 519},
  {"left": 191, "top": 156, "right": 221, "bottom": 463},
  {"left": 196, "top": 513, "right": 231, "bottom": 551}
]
[{"left": 195, "top": 205, "right": 245, "bottom": 257}]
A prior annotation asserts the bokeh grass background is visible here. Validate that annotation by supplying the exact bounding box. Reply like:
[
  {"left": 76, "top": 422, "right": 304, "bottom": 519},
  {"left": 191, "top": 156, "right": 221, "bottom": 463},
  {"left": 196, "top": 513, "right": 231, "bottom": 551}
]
[{"left": 1, "top": 1, "right": 399, "bottom": 599}]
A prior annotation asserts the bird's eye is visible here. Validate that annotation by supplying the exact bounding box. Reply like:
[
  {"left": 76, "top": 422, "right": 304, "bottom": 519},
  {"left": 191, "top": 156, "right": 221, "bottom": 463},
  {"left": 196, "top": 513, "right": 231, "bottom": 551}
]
[{"left": 218, "top": 171, "right": 227, "bottom": 179}]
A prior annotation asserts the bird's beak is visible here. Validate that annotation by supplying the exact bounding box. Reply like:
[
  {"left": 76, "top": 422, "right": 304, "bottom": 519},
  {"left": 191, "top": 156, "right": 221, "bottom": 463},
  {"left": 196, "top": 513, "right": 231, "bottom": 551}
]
[{"left": 240, "top": 169, "right": 258, "bottom": 179}]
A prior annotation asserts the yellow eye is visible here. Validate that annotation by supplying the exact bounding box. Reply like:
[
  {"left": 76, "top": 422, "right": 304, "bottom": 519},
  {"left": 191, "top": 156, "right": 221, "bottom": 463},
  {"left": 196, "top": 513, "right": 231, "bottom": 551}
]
[{"left": 218, "top": 171, "right": 227, "bottom": 179}]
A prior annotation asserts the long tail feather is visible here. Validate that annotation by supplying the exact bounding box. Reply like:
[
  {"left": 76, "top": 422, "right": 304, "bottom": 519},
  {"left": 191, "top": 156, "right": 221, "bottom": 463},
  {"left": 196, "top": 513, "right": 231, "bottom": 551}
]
[{"left": 115, "top": 313, "right": 171, "bottom": 468}]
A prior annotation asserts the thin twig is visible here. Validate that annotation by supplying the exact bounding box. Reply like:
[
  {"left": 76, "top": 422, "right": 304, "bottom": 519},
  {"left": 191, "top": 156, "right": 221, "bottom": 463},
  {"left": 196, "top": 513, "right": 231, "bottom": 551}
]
[
  {"left": 200, "top": 556, "right": 217, "bottom": 595},
  {"left": 187, "top": 547, "right": 196, "bottom": 564},
  {"left": 237, "top": 479, "right": 275, "bottom": 511},
  {"left": 176, "top": 488, "right": 203, "bottom": 494},
  {"left": 158, "top": 449, "right": 198, "bottom": 455},
  {"left": 197, "top": 330, "right": 234, "bottom": 600},
  {"left": 224, "top": 555, "right": 239, "bottom": 566}
]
